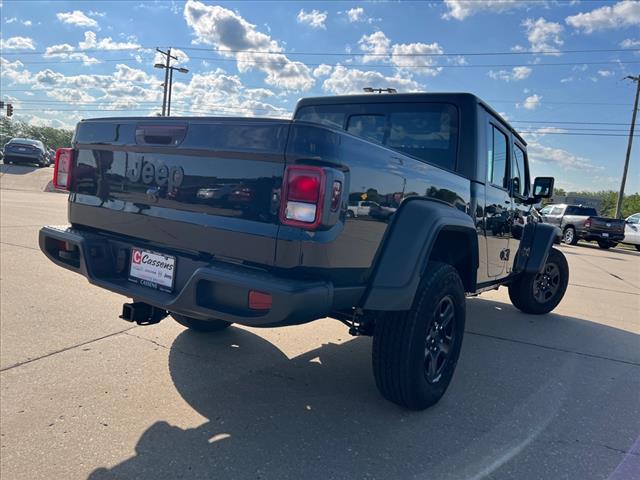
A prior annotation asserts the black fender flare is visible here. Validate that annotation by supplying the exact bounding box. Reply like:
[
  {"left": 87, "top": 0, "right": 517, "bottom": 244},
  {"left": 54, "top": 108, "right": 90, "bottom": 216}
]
[
  {"left": 514, "top": 222, "right": 561, "bottom": 274},
  {"left": 362, "top": 197, "right": 478, "bottom": 311}
]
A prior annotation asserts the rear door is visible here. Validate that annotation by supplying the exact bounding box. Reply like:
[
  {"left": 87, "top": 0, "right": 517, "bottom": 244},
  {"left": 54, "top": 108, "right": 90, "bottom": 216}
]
[{"left": 484, "top": 120, "right": 511, "bottom": 277}]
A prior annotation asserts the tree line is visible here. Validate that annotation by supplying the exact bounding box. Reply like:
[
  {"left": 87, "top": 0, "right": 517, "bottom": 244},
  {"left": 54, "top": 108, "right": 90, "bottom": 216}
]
[
  {"left": 1, "top": 117, "right": 73, "bottom": 151},
  {"left": 553, "top": 188, "right": 640, "bottom": 219}
]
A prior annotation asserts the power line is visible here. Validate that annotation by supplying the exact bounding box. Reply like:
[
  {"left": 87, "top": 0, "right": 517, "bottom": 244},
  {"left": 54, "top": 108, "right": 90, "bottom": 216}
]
[
  {"left": 3, "top": 46, "right": 639, "bottom": 57},
  {"left": 509, "top": 120, "right": 630, "bottom": 126},
  {"left": 13, "top": 57, "right": 640, "bottom": 69},
  {"left": 6, "top": 97, "right": 632, "bottom": 108}
]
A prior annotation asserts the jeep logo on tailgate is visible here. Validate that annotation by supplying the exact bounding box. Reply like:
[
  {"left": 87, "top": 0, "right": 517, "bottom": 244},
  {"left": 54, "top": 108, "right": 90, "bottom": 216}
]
[{"left": 126, "top": 155, "right": 184, "bottom": 190}]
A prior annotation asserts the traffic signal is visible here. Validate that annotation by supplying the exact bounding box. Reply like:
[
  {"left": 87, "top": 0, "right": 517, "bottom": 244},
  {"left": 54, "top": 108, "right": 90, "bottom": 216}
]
[
  {"left": 6, "top": 104, "right": 13, "bottom": 117},
  {"left": 0, "top": 101, "right": 4, "bottom": 109}
]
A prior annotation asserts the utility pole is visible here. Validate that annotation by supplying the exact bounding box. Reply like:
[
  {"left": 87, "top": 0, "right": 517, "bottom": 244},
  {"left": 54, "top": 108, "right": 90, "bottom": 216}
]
[
  {"left": 154, "top": 48, "right": 189, "bottom": 117},
  {"left": 155, "top": 48, "right": 177, "bottom": 116},
  {"left": 615, "top": 75, "right": 640, "bottom": 219}
]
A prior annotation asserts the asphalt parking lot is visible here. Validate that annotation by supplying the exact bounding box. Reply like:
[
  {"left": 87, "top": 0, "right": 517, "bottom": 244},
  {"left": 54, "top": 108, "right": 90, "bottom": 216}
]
[{"left": 1, "top": 165, "right": 639, "bottom": 480}]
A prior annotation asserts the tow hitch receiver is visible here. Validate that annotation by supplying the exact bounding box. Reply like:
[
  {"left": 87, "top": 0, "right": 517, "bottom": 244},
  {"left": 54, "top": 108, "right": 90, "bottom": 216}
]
[{"left": 120, "top": 302, "right": 168, "bottom": 325}]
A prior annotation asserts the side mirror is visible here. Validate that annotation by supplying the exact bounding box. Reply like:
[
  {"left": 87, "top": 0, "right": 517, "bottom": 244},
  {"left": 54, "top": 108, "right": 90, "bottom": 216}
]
[{"left": 532, "top": 177, "right": 554, "bottom": 199}]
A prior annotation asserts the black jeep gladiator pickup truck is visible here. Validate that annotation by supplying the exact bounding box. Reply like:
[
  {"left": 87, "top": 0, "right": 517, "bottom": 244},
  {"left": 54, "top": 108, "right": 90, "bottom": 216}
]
[{"left": 40, "top": 93, "right": 568, "bottom": 410}]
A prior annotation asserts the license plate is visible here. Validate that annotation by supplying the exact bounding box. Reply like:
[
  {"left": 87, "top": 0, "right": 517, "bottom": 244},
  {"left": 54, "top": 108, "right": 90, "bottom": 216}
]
[
  {"left": 128, "top": 248, "right": 176, "bottom": 292},
  {"left": 18, "top": 147, "right": 26, "bottom": 151},
  {"left": 601, "top": 233, "right": 609, "bottom": 238}
]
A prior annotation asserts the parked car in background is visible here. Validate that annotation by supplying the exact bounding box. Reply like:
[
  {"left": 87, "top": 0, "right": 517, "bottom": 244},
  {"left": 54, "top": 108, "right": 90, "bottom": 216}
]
[
  {"left": 47, "top": 148, "right": 56, "bottom": 166},
  {"left": 539, "top": 204, "right": 626, "bottom": 249},
  {"left": 623, "top": 213, "right": 640, "bottom": 251},
  {"left": 347, "top": 200, "right": 379, "bottom": 217},
  {"left": 2, "top": 138, "right": 50, "bottom": 167}
]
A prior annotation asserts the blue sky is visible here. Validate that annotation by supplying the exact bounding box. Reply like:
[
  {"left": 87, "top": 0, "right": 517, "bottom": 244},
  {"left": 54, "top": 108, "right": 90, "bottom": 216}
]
[{"left": 1, "top": 0, "right": 639, "bottom": 193}]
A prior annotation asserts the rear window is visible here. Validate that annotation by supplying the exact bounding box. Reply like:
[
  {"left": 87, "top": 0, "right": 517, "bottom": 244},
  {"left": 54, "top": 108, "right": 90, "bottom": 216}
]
[
  {"left": 295, "top": 103, "right": 459, "bottom": 170},
  {"left": 565, "top": 206, "right": 597, "bottom": 216}
]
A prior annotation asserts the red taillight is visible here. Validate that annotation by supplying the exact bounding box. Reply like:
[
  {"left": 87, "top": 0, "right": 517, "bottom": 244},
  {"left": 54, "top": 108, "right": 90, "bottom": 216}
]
[
  {"left": 585, "top": 218, "right": 592, "bottom": 228},
  {"left": 248, "top": 290, "right": 272, "bottom": 311},
  {"left": 53, "top": 148, "right": 74, "bottom": 191},
  {"left": 287, "top": 170, "right": 321, "bottom": 203},
  {"left": 280, "top": 166, "right": 326, "bottom": 229}
]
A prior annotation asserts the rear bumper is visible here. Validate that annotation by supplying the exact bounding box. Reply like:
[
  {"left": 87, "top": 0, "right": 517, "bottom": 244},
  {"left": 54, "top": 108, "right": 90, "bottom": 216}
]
[
  {"left": 4, "top": 152, "right": 43, "bottom": 162},
  {"left": 581, "top": 231, "right": 625, "bottom": 242},
  {"left": 39, "top": 225, "right": 335, "bottom": 327}
]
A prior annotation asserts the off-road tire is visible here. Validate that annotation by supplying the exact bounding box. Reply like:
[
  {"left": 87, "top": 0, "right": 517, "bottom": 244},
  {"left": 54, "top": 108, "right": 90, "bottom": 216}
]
[
  {"left": 372, "top": 262, "right": 465, "bottom": 410},
  {"left": 172, "top": 314, "right": 232, "bottom": 333},
  {"left": 508, "top": 247, "right": 569, "bottom": 315},
  {"left": 563, "top": 227, "right": 578, "bottom": 245}
]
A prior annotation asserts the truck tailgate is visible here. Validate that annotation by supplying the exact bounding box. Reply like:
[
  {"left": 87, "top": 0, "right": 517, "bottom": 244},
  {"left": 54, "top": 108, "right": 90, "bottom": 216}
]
[
  {"left": 588, "top": 216, "right": 625, "bottom": 235},
  {"left": 69, "top": 118, "right": 290, "bottom": 266}
]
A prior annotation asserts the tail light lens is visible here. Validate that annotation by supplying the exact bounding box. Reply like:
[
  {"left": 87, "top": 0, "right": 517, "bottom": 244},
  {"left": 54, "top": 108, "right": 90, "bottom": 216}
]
[
  {"left": 585, "top": 218, "right": 592, "bottom": 228},
  {"left": 280, "top": 166, "right": 326, "bottom": 229},
  {"left": 53, "top": 148, "right": 74, "bottom": 191}
]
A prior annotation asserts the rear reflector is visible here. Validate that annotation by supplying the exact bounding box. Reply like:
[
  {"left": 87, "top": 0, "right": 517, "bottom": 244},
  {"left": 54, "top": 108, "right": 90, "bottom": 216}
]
[
  {"left": 249, "top": 290, "right": 272, "bottom": 310},
  {"left": 53, "top": 148, "right": 74, "bottom": 191}
]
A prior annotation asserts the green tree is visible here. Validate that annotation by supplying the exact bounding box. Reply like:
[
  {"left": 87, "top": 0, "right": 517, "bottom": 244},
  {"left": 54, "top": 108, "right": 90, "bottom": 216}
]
[{"left": 1, "top": 117, "right": 73, "bottom": 150}]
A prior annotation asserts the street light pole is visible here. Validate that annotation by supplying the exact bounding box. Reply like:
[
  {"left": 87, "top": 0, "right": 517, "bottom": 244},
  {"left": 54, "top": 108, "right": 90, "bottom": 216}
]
[
  {"left": 155, "top": 47, "right": 178, "bottom": 116},
  {"left": 615, "top": 74, "right": 640, "bottom": 219},
  {"left": 167, "top": 67, "right": 174, "bottom": 117},
  {"left": 154, "top": 49, "right": 189, "bottom": 117}
]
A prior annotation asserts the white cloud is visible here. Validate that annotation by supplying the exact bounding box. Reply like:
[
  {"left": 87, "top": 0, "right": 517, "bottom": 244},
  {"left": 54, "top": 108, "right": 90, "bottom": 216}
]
[
  {"left": 391, "top": 42, "right": 443, "bottom": 76},
  {"left": 171, "top": 69, "right": 288, "bottom": 117},
  {"left": 47, "top": 88, "right": 96, "bottom": 104},
  {"left": 322, "top": 64, "right": 422, "bottom": 95},
  {"left": 488, "top": 66, "right": 532, "bottom": 82},
  {"left": 597, "top": 70, "right": 614, "bottom": 77},
  {"left": 521, "top": 94, "right": 542, "bottom": 110},
  {"left": 566, "top": 1, "right": 640, "bottom": 33},
  {"left": 313, "top": 64, "right": 333, "bottom": 77},
  {"left": 0, "top": 36, "right": 36, "bottom": 50},
  {"left": 56, "top": 10, "right": 100, "bottom": 29},
  {"left": 22, "top": 20, "right": 32, "bottom": 27},
  {"left": 78, "top": 31, "right": 141, "bottom": 51},
  {"left": 620, "top": 38, "right": 640, "bottom": 48},
  {"left": 358, "top": 31, "right": 391, "bottom": 62},
  {"left": 44, "top": 43, "right": 101, "bottom": 65},
  {"left": 296, "top": 9, "right": 327, "bottom": 29},
  {"left": 183, "top": 0, "right": 314, "bottom": 91},
  {"left": 442, "top": 0, "right": 526, "bottom": 21},
  {"left": 346, "top": 7, "right": 364, "bottom": 22},
  {"left": 5, "top": 17, "right": 17, "bottom": 24},
  {"left": 0, "top": 57, "right": 32, "bottom": 83},
  {"left": 522, "top": 17, "right": 563, "bottom": 54},
  {"left": 527, "top": 142, "right": 603, "bottom": 171}
]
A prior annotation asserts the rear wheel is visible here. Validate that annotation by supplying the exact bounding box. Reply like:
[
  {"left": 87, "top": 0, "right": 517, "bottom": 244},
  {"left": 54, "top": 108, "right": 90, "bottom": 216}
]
[
  {"left": 508, "top": 248, "right": 569, "bottom": 315},
  {"left": 563, "top": 227, "right": 578, "bottom": 245},
  {"left": 597, "top": 240, "right": 616, "bottom": 249},
  {"left": 372, "top": 262, "right": 465, "bottom": 410},
  {"left": 635, "top": 245, "right": 640, "bottom": 252},
  {"left": 172, "top": 314, "right": 232, "bottom": 333}
]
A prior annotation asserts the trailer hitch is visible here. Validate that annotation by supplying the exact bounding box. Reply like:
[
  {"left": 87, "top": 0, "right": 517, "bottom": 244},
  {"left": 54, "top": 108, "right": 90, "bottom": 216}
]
[{"left": 120, "top": 302, "right": 167, "bottom": 325}]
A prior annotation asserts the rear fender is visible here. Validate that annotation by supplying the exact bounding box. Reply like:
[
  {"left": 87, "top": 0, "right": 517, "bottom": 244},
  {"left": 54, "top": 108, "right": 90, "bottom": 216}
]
[{"left": 362, "top": 198, "right": 478, "bottom": 311}]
